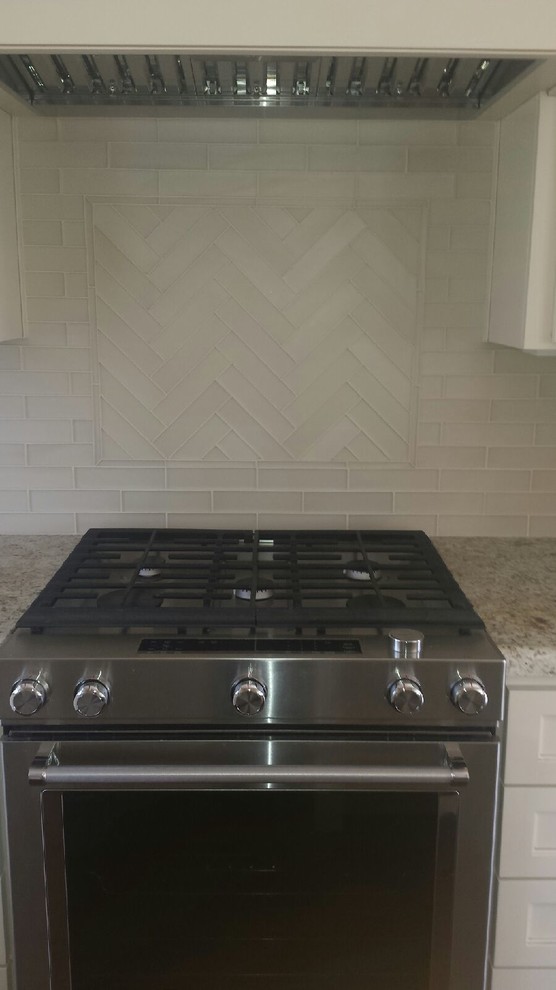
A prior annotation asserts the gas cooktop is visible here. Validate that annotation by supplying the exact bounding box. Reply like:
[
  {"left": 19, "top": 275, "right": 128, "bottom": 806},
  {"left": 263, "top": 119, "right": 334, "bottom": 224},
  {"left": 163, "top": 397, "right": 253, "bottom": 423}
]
[
  {"left": 0, "top": 528, "right": 504, "bottom": 727},
  {"left": 17, "top": 528, "right": 483, "bottom": 633}
]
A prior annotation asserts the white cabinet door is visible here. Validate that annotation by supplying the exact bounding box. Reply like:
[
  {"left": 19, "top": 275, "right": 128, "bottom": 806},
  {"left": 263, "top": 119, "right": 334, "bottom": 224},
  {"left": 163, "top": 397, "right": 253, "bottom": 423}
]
[
  {"left": 500, "top": 787, "right": 556, "bottom": 878},
  {"left": 492, "top": 971, "right": 556, "bottom": 990},
  {"left": 495, "top": 879, "right": 556, "bottom": 968},
  {"left": 505, "top": 690, "right": 556, "bottom": 785},
  {"left": 0, "top": 107, "right": 23, "bottom": 341}
]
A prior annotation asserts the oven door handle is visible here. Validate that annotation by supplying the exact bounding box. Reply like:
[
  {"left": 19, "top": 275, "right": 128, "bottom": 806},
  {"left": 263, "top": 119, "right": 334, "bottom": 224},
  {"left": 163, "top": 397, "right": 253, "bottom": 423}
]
[{"left": 28, "top": 743, "right": 469, "bottom": 789}]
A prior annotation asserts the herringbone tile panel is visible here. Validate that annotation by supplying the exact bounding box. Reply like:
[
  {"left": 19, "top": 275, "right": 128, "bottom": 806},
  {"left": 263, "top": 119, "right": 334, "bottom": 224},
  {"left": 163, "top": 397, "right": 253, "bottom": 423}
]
[{"left": 92, "top": 203, "right": 422, "bottom": 463}]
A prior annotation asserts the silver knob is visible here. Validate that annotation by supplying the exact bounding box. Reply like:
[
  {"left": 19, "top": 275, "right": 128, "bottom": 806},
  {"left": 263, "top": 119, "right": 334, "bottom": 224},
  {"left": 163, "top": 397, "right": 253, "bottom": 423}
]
[
  {"left": 232, "top": 678, "right": 266, "bottom": 716},
  {"left": 451, "top": 678, "right": 488, "bottom": 716},
  {"left": 388, "top": 678, "right": 425, "bottom": 715},
  {"left": 9, "top": 677, "right": 48, "bottom": 716},
  {"left": 387, "top": 629, "right": 424, "bottom": 659},
  {"left": 73, "top": 680, "right": 110, "bottom": 718}
]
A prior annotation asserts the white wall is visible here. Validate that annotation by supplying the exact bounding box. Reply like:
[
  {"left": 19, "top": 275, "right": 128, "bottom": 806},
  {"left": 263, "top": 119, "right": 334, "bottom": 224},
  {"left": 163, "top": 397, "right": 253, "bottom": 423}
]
[{"left": 0, "top": 114, "right": 555, "bottom": 537}]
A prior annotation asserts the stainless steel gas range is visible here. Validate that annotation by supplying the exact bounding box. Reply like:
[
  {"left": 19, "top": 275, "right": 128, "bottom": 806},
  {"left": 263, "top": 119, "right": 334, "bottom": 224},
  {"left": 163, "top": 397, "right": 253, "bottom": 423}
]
[{"left": 0, "top": 528, "right": 505, "bottom": 990}]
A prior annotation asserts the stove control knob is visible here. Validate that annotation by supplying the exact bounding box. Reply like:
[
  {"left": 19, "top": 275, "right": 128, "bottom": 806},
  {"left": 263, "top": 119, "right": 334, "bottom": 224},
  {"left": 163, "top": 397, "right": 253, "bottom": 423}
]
[
  {"left": 9, "top": 677, "right": 48, "bottom": 716},
  {"left": 232, "top": 678, "right": 266, "bottom": 717},
  {"left": 73, "top": 680, "right": 110, "bottom": 718},
  {"left": 388, "top": 678, "right": 424, "bottom": 715},
  {"left": 451, "top": 678, "right": 488, "bottom": 716}
]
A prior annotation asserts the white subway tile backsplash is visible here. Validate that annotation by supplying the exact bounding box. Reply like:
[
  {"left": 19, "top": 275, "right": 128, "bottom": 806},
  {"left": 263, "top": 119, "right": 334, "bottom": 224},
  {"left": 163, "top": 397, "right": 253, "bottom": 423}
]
[
  {"left": 20, "top": 141, "right": 108, "bottom": 168},
  {"left": 110, "top": 143, "right": 207, "bottom": 170},
  {"left": 25, "top": 396, "right": 92, "bottom": 419},
  {"left": 158, "top": 119, "right": 257, "bottom": 143},
  {"left": 441, "top": 423, "right": 536, "bottom": 446},
  {"left": 27, "top": 444, "right": 94, "bottom": 466},
  {"left": 26, "top": 298, "right": 89, "bottom": 323},
  {"left": 416, "top": 446, "right": 487, "bottom": 469},
  {"left": 31, "top": 489, "right": 120, "bottom": 512},
  {"left": 62, "top": 222, "right": 86, "bottom": 247},
  {"left": 358, "top": 121, "right": 456, "bottom": 145},
  {"left": 209, "top": 144, "right": 306, "bottom": 170},
  {"left": 0, "top": 491, "right": 27, "bottom": 511},
  {"left": 61, "top": 168, "right": 158, "bottom": 196},
  {"left": 535, "top": 423, "right": 556, "bottom": 445},
  {"left": 76, "top": 512, "right": 165, "bottom": 533},
  {"left": 529, "top": 517, "right": 556, "bottom": 536},
  {"left": 258, "top": 467, "right": 346, "bottom": 490},
  {"left": 308, "top": 146, "right": 406, "bottom": 172},
  {"left": 394, "top": 491, "right": 484, "bottom": 514},
  {"left": 437, "top": 515, "right": 528, "bottom": 536},
  {"left": 24, "top": 245, "right": 87, "bottom": 273},
  {"left": 445, "top": 374, "right": 538, "bottom": 398},
  {"left": 25, "top": 272, "right": 65, "bottom": 297},
  {"left": 0, "top": 513, "right": 75, "bottom": 534},
  {"left": 304, "top": 492, "right": 393, "bottom": 513},
  {"left": 488, "top": 447, "right": 556, "bottom": 469},
  {"left": 457, "top": 122, "right": 497, "bottom": 146},
  {"left": 21, "top": 194, "right": 84, "bottom": 220},
  {"left": 20, "top": 169, "right": 60, "bottom": 194},
  {"left": 258, "top": 172, "right": 355, "bottom": 202},
  {"left": 408, "top": 146, "right": 494, "bottom": 172},
  {"left": 59, "top": 118, "right": 158, "bottom": 142},
  {"left": 0, "top": 446, "right": 25, "bottom": 466},
  {"left": 76, "top": 467, "right": 165, "bottom": 489},
  {"left": 159, "top": 171, "right": 257, "bottom": 197},
  {"left": 22, "top": 347, "right": 89, "bottom": 372},
  {"left": 22, "top": 220, "right": 63, "bottom": 246},
  {"left": 27, "top": 323, "right": 68, "bottom": 346},
  {"left": 357, "top": 173, "right": 454, "bottom": 199},
  {"left": 2, "top": 114, "right": 553, "bottom": 536},
  {"left": 0, "top": 420, "right": 71, "bottom": 443},
  {"left": 122, "top": 491, "right": 211, "bottom": 512},
  {"left": 0, "top": 346, "right": 21, "bottom": 370},
  {"left": 261, "top": 121, "right": 357, "bottom": 144},
  {"left": 17, "top": 116, "right": 58, "bottom": 141},
  {"left": 439, "top": 469, "right": 531, "bottom": 491},
  {"left": 213, "top": 491, "right": 302, "bottom": 512},
  {"left": 0, "top": 371, "right": 70, "bottom": 394}
]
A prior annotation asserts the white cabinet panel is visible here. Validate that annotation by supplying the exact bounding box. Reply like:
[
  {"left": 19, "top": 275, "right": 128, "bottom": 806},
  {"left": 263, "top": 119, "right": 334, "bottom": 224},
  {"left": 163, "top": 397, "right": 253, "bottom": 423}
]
[
  {"left": 492, "top": 970, "right": 556, "bottom": 990},
  {"left": 1, "top": 1, "right": 556, "bottom": 52},
  {"left": 500, "top": 788, "right": 556, "bottom": 878},
  {"left": 489, "top": 94, "right": 556, "bottom": 355},
  {"left": 505, "top": 691, "right": 556, "bottom": 785},
  {"left": 495, "top": 879, "right": 556, "bottom": 967},
  {"left": 0, "top": 108, "right": 23, "bottom": 341}
]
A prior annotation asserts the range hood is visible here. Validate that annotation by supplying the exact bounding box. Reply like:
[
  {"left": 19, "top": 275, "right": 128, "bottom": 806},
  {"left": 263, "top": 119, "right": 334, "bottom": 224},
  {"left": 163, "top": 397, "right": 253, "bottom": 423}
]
[{"left": 0, "top": 52, "right": 537, "bottom": 117}]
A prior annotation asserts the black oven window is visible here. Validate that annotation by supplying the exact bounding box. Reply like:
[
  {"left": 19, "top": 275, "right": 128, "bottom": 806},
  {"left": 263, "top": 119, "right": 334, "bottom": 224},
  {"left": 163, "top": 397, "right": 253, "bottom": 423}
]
[{"left": 62, "top": 791, "right": 439, "bottom": 990}]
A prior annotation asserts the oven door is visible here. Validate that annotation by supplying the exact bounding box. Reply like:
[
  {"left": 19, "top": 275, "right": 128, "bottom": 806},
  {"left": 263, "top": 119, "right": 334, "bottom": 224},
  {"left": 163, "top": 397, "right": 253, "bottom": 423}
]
[{"left": 2, "top": 735, "right": 499, "bottom": 990}]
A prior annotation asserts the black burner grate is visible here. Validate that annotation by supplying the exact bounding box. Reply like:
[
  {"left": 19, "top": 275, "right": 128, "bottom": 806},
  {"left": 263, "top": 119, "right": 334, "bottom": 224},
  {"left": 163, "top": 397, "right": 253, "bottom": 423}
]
[{"left": 17, "top": 528, "right": 483, "bottom": 632}]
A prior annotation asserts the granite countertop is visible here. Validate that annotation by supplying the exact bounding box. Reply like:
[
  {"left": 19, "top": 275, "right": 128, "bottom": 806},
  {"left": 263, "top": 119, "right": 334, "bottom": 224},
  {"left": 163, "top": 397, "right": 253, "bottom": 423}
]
[{"left": 0, "top": 535, "right": 554, "bottom": 684}]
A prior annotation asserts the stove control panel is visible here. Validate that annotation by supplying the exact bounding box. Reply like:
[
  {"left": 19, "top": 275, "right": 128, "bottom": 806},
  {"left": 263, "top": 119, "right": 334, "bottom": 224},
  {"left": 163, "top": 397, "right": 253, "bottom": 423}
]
[
  {"left": 451, "top": 677, "right": 488, "bottom": 716},
  {"left": 9, "top": 677, "right": 48, "bottom": 716},
  {"left": 387, "top": 677, "right": 425, "bottom": 715},
  {"left": 73, "top": 679, "right": 110, "bottom": 718}
]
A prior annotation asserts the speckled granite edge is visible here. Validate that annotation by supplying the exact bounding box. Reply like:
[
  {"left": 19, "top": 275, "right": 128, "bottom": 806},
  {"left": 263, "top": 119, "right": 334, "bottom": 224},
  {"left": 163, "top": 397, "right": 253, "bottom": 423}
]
[
  {"left": 434, "top": 537, "right": 556, "bottom": 682},
  {"left": 0, "top": 535, "right": 554, "bottom": 682},
  {"left": 0, "top": 536, "right": 78, "bottom": 642}
]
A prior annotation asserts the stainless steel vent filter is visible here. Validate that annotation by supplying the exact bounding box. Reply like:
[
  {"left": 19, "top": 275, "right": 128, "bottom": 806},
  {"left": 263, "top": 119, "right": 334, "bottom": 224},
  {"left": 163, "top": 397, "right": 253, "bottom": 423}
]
[{"left": 0, "top": 52, "right": 536, "bottom": 115}]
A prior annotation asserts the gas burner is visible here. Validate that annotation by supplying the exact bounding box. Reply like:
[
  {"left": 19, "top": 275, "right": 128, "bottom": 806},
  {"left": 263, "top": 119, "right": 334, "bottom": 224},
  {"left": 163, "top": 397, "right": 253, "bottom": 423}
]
[
  {"left": 346, "top": 594, "right": 405, "bottom": 609},
  {"left": 96, "top": 590, "right": 162, "bottom": 609},
  {"left": 234, "top": 582, "right": 274, "bottom": 602},
  {"left": 138, "top": 568, "right": 162, "bottom": 579},
  {"left": 343, "top": 560, "right": 382, "bottom": 582}
]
